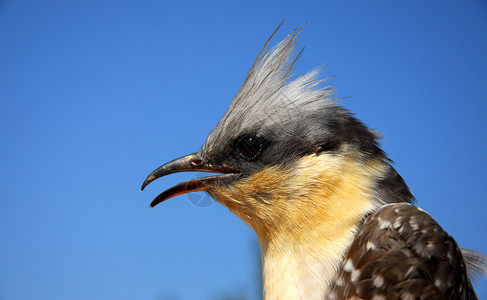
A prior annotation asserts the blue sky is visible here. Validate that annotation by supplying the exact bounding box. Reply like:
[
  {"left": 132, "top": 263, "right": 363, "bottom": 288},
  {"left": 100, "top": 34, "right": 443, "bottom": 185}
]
[{"left": 1, "top": 1, "right": 486, "bottom": 299}]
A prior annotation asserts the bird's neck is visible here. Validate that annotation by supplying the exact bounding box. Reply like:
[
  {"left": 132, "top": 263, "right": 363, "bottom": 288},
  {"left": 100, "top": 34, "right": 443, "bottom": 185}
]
[
  {"left": 209, "top": 153, "right": 389, "bottom": 300},
  {"left": 260, "top": 217, "right": 362, "bottom": 299}
]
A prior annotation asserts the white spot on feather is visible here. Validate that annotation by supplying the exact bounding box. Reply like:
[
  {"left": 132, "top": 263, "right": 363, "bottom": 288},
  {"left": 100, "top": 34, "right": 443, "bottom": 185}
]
[
  {"left": 351, "top": 268, "right": 361, "bottom": 282},
  {"left": 336, "top": 276, "right": 344, "bottom": 286},
  {"left": 373, "top": 295, "right": 386, "bottom": 300},
  {"left": 344, "top": 259, "right": 354, "bottom": 272},
  {"left": 378, "top": 217, "right": 392, "bottom": 230},
  {"left": 401, "top": 292, "right": 415, "bottom": 300},
  {"left": 393, "top": 217, "right": 403, "bottom": 229},
  {"left": 380, "top": 220, "right": 392, "bottom": 230},
  {"left": 434, "top": 278, "right": 443, "bottom": 288},
  {"left": 373, "top": 275, "right": 384, "bottom": 288},
  {"left": 409, "top": 216, "right": 419, "bottom": 230},
  {"left": 366, "top": 241, "right": 377, "bottom": 250},
  {"left": 328, "top": 291, "right": 337, "bottom": 300}
]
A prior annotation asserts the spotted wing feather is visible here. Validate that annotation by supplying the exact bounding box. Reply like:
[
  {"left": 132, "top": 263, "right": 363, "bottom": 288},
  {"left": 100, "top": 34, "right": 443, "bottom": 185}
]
[{"left": 328, "top": 203, "right": 478, "bottom": 300}]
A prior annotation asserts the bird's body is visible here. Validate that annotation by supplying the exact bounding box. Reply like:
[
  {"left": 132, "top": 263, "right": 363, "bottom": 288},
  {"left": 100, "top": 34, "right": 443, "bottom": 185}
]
[{"left": 142, "top": 25, "right": 485, "bottom": 299}]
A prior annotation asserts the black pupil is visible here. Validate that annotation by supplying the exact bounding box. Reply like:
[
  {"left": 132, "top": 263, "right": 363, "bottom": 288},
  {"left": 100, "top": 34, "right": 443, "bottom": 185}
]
[{"left": 236, "top": 136, "right": 262, "bottom": 160}]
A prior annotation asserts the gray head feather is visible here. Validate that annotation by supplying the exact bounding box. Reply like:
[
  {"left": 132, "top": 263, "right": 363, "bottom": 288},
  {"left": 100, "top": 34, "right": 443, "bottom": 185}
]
[{"left": 201, "top": 27, "right": 337, "bottom": 157}]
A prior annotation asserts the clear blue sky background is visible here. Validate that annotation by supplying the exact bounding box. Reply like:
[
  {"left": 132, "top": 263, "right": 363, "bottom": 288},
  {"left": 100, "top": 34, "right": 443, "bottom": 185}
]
[{"left": 1, "top": 1, "right": 486, "bottom": 299}]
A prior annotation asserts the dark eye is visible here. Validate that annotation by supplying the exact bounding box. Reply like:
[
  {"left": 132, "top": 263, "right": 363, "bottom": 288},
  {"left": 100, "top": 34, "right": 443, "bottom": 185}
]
[{"left": 234, "top": 135, "right": 265, "bottom": 161}]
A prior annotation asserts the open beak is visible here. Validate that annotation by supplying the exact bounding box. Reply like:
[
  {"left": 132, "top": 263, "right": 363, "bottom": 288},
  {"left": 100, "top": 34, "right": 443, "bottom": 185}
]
[{"left": 141, "top": 153, "right": 236, "bottom": 208}]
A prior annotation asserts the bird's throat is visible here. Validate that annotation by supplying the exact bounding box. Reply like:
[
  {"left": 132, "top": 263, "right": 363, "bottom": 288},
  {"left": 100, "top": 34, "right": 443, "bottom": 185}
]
[{"left": 208, "top": 153, "right": 388, "bottom": 300}]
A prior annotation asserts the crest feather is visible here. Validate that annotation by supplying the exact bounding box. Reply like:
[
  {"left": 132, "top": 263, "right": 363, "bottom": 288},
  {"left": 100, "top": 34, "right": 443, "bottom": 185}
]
[{"left": 203, "top": 24, "right": 336, "bottom": 154}]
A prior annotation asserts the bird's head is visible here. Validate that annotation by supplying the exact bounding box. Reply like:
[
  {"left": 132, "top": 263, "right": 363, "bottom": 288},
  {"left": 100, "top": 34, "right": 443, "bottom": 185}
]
[{"left": 141, "top": 25, "right": 413, "bottom": 245}]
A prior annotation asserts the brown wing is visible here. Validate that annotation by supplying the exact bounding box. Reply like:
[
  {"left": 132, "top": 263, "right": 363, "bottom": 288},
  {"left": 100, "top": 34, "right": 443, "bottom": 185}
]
[{"left": 328, "top": 203, "right": 478, "bottom": 300}]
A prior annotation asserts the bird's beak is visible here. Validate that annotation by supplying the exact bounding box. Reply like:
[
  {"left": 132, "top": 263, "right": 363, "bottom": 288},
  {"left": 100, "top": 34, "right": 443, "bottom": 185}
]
[{"left": 141, "top": 153, "right": 236, "bottom": 208}]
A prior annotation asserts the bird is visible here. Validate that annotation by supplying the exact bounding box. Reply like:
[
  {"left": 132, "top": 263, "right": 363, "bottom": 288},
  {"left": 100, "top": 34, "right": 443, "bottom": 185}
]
[{"left": 141, "top": 24, "right": 486, "bottom": 300}]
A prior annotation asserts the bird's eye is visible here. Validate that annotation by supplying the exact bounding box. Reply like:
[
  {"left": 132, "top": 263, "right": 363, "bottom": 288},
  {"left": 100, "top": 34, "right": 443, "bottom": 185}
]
[{"left": 234, "top": 135, "right": 265, "bottom": 161}]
